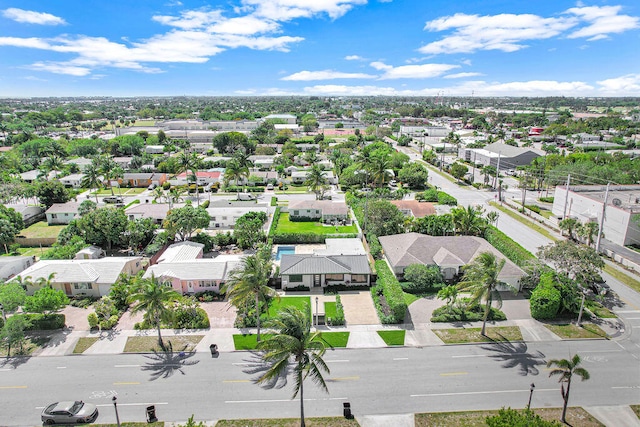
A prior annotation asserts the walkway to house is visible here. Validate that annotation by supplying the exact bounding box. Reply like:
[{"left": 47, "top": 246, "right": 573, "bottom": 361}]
[{"left": 340, "top": 291, "right": 379, "bottom": 325}]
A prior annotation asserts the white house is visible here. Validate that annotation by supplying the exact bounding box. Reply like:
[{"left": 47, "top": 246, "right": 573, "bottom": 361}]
[
  {"left": 59, "top": 173, "right": 85, "bottom": 188},
  {"left": 46, "top": 202, "right": 81, "bottom": 225},
  {"left": 206, "top": 201, "right": 271, "bottom": 229},
  {"left": 0, "top": 256, "right": 36, "bottom": 281}
]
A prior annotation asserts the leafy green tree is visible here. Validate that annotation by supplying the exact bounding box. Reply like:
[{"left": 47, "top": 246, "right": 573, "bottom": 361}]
[
  {"left": 24, "top": 287, "right": 69, "bottom": 315},
  {"left": 163, "top": 204, "right": 210, "bottom": 241},
  {"left": 233, "top": 212, "right": 267, "bottom": 250},
  {"left": 253, "top": 306, "right": 329, "bottom": 427},
  {"left": 126, "top": 217, "right": 158, "bottom": 251},
  {"left": 41, "top": 235, "right": 88, "bottom": 260},
  {"left": 558, "top": 218, "right": 580, "bottom": 240},
  {"left": 397, "top": 162, "right": 429, "bottom": 189},
  {"left": 403, "top": 264, "right": 444, "bottom": 292},
  {"left": 577, "top": 222, "right": 599, "bottom": 247},
  {"left": 78, "top": 200, "right": 97, "bottom": 217},
  {"left": 110, "top": 272, "right": 140, "bottom": 311},
  {"left": 36, "top": 180, "right": 70, "bottom": 208},
  {"left": 547, "top": 354, "right": 590, "bottom": 424},
  {"left": 223, "top": 253, "right": 276, "bottom": 342},
  {"left": 0, "top": 205, "right": 23, "bottom": 254},
  {"left": 537, "top": 241, "right": 604, "bottom": 288},
  {"left": 456, "top": 251, "right": 506, "bottom": 336},
  {"left": 411, "top": 214, "right": 454, "bottom": 236},
  {"left": 450, "top": 162, "right": 469, "bottom": 182},
  {"left": 0, "top": 282, "right": 27, "bottom": 319},
  {"left": 364, "top": 199, "right": 405, "bottom": 236},
  {"left": 128, "top": 275, "right": 180, "bottom": 350},
  {"left": 437, "top": 285, "right": 458, "bottom": 307},
  {"left": 0, "top": 315, "right": 31, "bottom": 357},
  {"left": 80, "top": 207, "right": 128, "bottom": 250}
]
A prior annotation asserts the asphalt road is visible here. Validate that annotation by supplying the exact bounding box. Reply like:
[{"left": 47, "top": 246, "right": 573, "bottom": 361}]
[{"left": 1, "top": 340, "right": 638, "bottom": 426}]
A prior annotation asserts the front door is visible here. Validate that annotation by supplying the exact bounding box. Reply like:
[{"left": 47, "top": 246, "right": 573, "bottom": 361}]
[
  {"left": 314, "top": 275, "right": 321, "bottom": 287},
  {"left": 64, "top": 283, "right": 72, "bottom": 296},
  {"left": 187, "top": 281, "right": 194, "bottom": 293}
]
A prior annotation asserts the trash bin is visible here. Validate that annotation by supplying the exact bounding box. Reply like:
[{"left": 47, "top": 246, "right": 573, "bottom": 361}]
[
  {"left": 210, "top": 344, "right": 218, "bottom": 357},
  {"left": 343, "top": 402, "right": 352, "bottom": 419},
  {"left": 146, "top": 405, "right": 157, "bottom": 423}
]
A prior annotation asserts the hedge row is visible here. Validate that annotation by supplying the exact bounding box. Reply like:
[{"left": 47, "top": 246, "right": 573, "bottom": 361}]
[
  {"left": 22, "top": 313, "right": 66, "bottom": 330},
  {"left": 328, "top": 295, "right": 346, "bottom": 326},
  {"left": 225, "top": 186, "right": 264, "bottom": 193},
  {"left": 268, "top": 207, "right": 281, "bottom": 237},
  {"left": 272, "top": 233, "right": 358, "bottom": 244},
  {"left": 484, "top": 226, "right": 535, "bottom": 268},
  {"left": 372, "top": 260, "right": 407, "bottom": 324}
]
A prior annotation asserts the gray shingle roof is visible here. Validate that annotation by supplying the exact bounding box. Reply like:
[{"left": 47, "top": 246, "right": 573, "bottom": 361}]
[{"left": 280, "top": 254, "right": 371, "bottom": 275}]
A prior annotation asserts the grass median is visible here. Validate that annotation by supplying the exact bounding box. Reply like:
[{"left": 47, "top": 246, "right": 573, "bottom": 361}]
[
  {"left": 123, "top": 335, "right": 203, "bottom": 353},
  {"left": 73, "top": 337, "right": 99, "bottom": 354},
  {"left": 433, "top": 326, "right": 522, "bottom": 344},
  {"left": 415, "top": 407, "right": 603, "bottom": 427},
  {"left": 543, "top": 323, "right": 608, "bottom": 339}
]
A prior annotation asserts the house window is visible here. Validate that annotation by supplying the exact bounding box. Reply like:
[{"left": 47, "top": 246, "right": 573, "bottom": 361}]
[
  {"left": 326, "top": 274, "right": 344, "bottom": 281},
  {"left": 289, "top": 274, "right": 303, "bottom": 283},
  {"left": 211, "top": 217, "right": 216, "bottom": 221},
  {"left": 351, "top": 274, "right": 367, "bottom": 283},
  {"left": 293, "top": 210, "right": 299, "bottom": 216},
  {"left": 74, "top": 283, "right": 93, "bottom": 290},
  {"left": 222, "top": 216, "right": 227, "bottom": 220},
  {"left": 51, "top": 214, "right": 57, "bottom": 219}
]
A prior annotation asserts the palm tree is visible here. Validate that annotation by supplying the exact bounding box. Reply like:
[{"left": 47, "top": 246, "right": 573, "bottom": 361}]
[
  {"left": 152, "top": 186, "right": 166, "bottom": 203},
  {"left": 99, "top": 157, "right": 119, "bottom": 196},
  {"left": 128, "top": 274, "right": 180, "bottom": 350},
  {"left": 42, "top": 155, "right": 64, "bottom": 179},
  {"left": 547, "top": 354, "right": 590, "bottom": 424},
  {"left": 305, "top": 164, "right": 328, "bottom": 200},
  {"left": 456, "top": 251, "right": 506, "bottom": 336},
  {"left": 81, "top": 163, "right": 102, "bottom": 203},
  {"left": 559, "top": 218, "right": 580, "bottom": 241},
  {"left": 577, "top": 222, "right": 599, "bottom": 247},
  {"left": 451, "top": 205, "right": 487, "bottom": 236},
  {"left": 177, "top": 150, "right": 199, "bottom": 204},
  {"left": 222, "top": 253, "right": 277, "bottom": 342},
  {"left": 369, "top": 153, "right": 392, "bottom": 188},
  {"left": 254, "top": 306, "right": 330, "bottom": 427}
]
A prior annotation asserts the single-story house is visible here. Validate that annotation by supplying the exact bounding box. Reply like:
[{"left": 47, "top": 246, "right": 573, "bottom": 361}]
[
  {"left": 125, "top": 203, "right": 171, "bottom": 225},
  {"left": 156, "top": 241, "right": 204, "bottom": 264},
  {"left": 390, "top": 200, "right": 436, "bottom": 218},
  {"left": 291, "top": 170, "right": 338, "bottom": 185},
  {"left": 246, "top": 171, "right": 278, "bottom": 185},
  {"left": 5, "top": 204, "right": 45, "bottom": 226},
  {"left": 144, "top": 254, "right": 243, "bottom": 295},
  {"left": 378, "top": 233, "right": 525, "bottom": 290},
  {"left": 20, "top": 170, "right": 54, "bottom": 183},
  {"left": 122, "top": 172, "right": 167, "bottom": 188},
  {"left": 64, "top": 157, "right": 93, "bottom": 169},
  {"left": 15, "top": 257, "right": 143, "bottom": 297},
  {"left": 113, "top": 157, "right": 133, "bottom": 169},
  {"left": 249, "top": 155, "right": 276, "bottom": 170},
  {"left": 0, "top": 255, "right": 36, "bottom": 281},
  {"left": 145, "top": 145, "right": 165, "bottom": 154},
  {"left": 287, "top": 200, "right": 349, "bottom": 224},
  {"left": 207, "top": 203, "right": 270, "bottom": 229},
  {"left": 172, "top": 171, "right": 222, "bottom": 186},
  {"left": 46, "top": 202, "right": 81, "bottom": 225},
  {"left": 59, "top": 173, "right": 85, "bottom": 188},
  {"left": 312, "top": 238, "right": 367, "bottom": 256},
  {"left": 280, "top": 254, "right": 371, "bottom": 290}
]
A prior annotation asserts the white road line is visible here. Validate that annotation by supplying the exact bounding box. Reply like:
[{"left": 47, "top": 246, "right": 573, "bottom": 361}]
[
  {"left": 411, "top": 389, "right": 556, "bottom": 397},
  {"left": 616, "top": 310, "right": 640, "bottom": 313},
  {"left": 393, "top": 357, "right": 409, "bottom": 360},
  {"left": 232, "top": 363, "right": 251, "bottom": 366},
  {"left": 612, "top": 386, "right": 640, "bottom": 389},
  {"left": 326, "top": 360, "right": 349, "bottom": 363},
  {"left": 114, "top": 365, "right": 141, "bottom": 368},
  {"left": 226, "top": 397, "right": 348, "bottom": 404},
  {"left": 95, "top": 402, "right": 169, "bottom": 407},
  {"left": 452, "top": 355, "right": 487, "bottom": 358},
  {"left": 580, "top": 350, "right": 622, "bottom": 353},
  {"left": 0, "top": 368, "right": 13, "bottom": 371},
  {"left": 56, "top": 367, "right": 67, "bottom": 369},
  {"left": 624, "top": 317, "right": 640, "bottom": 320}
]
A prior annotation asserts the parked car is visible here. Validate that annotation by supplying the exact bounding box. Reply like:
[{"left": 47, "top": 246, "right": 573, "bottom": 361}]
[
  {"left": 266, "top": 183, "right": 274, "bottom": 190},
  {"left": 103, "top": 196, "right": 123, "bottom": 204},
  {"left": 41, "top": 401, "right": 99, "bottom": 425},
  {"left": 148, "top": 183, "right": 157, "bottom": 190},
  {"left": 237, "top": 192, "right": 256, "bottom": 201}
]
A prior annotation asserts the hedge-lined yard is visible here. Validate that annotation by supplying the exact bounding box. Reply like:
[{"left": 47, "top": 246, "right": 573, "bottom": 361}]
[{"left": 371, "top": 260, "right": 407, "bottom": 324}]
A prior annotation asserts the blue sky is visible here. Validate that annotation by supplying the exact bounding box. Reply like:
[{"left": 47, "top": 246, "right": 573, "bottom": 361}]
[{"left": 0, "top": 0, "right": 639, "bottom": 97}]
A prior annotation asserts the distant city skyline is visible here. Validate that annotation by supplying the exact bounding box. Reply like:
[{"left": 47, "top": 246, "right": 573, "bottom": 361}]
[{"left": 0, "top": 0, "right": 639, "bottom": 98}]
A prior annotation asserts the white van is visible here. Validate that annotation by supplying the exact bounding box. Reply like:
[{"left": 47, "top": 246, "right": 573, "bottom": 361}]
[{"left": 237, "top": 193, "right": 256, "bottom": 201}]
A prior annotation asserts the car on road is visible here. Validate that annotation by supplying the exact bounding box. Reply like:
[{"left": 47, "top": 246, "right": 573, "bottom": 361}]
[
  {"left": 266, "top": 183, "right": 274, "bottom": 190},
  {"left": 41, "top": 401, "right": 99, "bottom": 425},
  {"left": 103, "top": 196, "right": 123, "bottom": 204}
]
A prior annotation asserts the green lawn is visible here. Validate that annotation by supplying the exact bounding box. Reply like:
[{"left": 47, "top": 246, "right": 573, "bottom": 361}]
[
  {"left": 73, "top": 337, "right": 99, "bottom": 354},
  {"left": 604, "top": 264, "right": 640, "bottom": 293},
  {"left": 543, "top": 323, "right": 608, "bottom": 339},
  {"left": 275, "top": 213, "right": 358, "bottom": 234},
  {"left": 217, "top": 418, "right": 360, "bottom": 427},
  {"left": 377, "top": 330, "right": 405, "bottom": 346},
  {"left": 319, "top": 332, "right": 349, "bottom": 348},
  {"left": 232, "top": 332, "right": 347, "bottom": 350},
  {"left": 92, "top": 187, "right": 147, "bottom": 195},
  {"left": 123, "top": 335, "right": 203, "bottom": 353},
  {"left": 324, "top": 301, "right": 337, "bottom": 318},
  {"left": 265, "top": 296, "right": 311, "bottom": 318},
  {"left": 2, "top": 247, "right": 44, "bottom": 257},
  {"left": 585, "top": 300, "right": 617, "bottom": 318},
  {"left": 489, "top": 202, "right": 559, "bottom": 242},
  {"left": 17, "top": 221, "right": 65, "bottom": 239},
  {"left": 631, "top": 405, "right": 640, "bottom": 420},
  {"left": 433, "top": 326, "right": 523, "bottom": 344}
]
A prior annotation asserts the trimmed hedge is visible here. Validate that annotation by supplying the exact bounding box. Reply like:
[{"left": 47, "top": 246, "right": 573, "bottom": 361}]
[
  {"left": 484, "top": 226, "right": 535, "bottom": 268},
  {"left": 272, "top": 233, "right": 358, "bottom": 244},
  {"left": 225, "top": 186, "right": 263, "bottom": 193},
  {"left": 539, "top": 196, "right": 554, "bottom": 203},
  {"left": 22, "top": 313, "right": 65, "bottom": 330},
  {"left": 328, "top": 295, "right": 345, "bottom": 326},
  {"left": 431, "top": 304, "right": 506, "bottom": 322},
  {"left": 268, "top": 207, "right": 281, "bottom": 237},
  {"left": 437, "top": 192, "right": 458, "bottom": 206},
  {"left": 529, "top": 272, "right": 562, "bottom": 319},
  {"left": 372, "top": 260, "right": 407, "bottom": 324}
]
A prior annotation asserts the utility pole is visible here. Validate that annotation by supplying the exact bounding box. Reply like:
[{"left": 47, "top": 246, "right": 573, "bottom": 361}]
[
  {"left": 471, "top": 151, "right": 476, "bottom": 183},
  {"left": 521, "top": 172, "right": 528, "bottom": 212},
  {"left": 595, "top": 182, "right": 610, "bottom": 253},
  {"left": 562, "top": 174, "right": 571, "bottom": 220},
  {"left": 493, "top": 151, "right": 501, "bottom": 189}
]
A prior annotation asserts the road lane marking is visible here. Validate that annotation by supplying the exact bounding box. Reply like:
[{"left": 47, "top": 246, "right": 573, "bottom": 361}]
[
  {"left": 393, "top": 357, "right": 409, "bottom": 360},
  {"left": 452, "top": 355, "right": 487, "bottom": 358},
  {"left": 223, "top": 380, "right": 251, "bottom": 383},
  {"left": 115, "top": 364, "right": 141, "bottom": 368},
  {"left": 411, "top": 388, "right": 556, "bottom": 397},
  {"left": 326, "top": 359, "right": 349, "bottom": 363},
  {"left": 113, "top": 382, "right": 140, "bottom": 385},
  {"left": 56, "top": 367, "right": 67, "bottom": 369},
  {"left": 440, "top": 372, "right": 468, "bottom": 376},
  {"left": 580, "top": 350, "right": 622, "bottom": 353},
  {"left": 0, "top": 386, "right": 27, "bottom": 389},
  {"left": 625, "top": 317, "right": 640, "bottom": 320},
  {"left": 612, "top": 386, "right": 640, "bottom": 389},
  {"left": 226, "top": 397, "right": 348, "bottom": 404},
  {"left": 96, "top": 402, "right": 168, "bottom": 407},
  {"left": 328, "top": 376, "right": 359, "bottom": 381},
  {"left": 232, "top": 363, "right": 252, "bottom": 366},
  {"left": 0, "top": 368, "right": 13, "bottom": 371}
]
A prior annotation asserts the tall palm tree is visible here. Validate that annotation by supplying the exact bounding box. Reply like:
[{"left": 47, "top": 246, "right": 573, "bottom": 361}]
[
  {"left": 42, "top": 155, "right": 64, "bottom": 179},
  {"left": 81, "top": 163, "right": 102, "bottom": 203},
  {"left": 451, "top": 205, "right": 487, "bottom": 236},
  {"left": 456, "top": 251, "right": 506, "bottom": 336},
  {"left": 177, "top": 150, "right": 199, "bottom": 204},
  {"left": 128, "top": 274, "right": 180, "bottom": 350},
  {"left": 305, "top": 164, "right": 328, "bottom": 200},
  {"left": 547, "top": 354, "right": 590, "bottom": 424},
  {"left": 222, "top": 253, "right": 276, "bottom": 342},
  {"left": 369, "top": 153, "right": 392, "bottom": 188},
  {"left": 577, "top": 222, "right": 599, "bottom": 247},
  {"left": 254, "top": 306, "right": 330, "bottom": 427}
]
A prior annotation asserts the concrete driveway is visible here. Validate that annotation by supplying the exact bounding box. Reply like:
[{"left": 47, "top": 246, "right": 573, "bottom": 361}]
[{"left": 340, "top": 291, "right": 380, "bottom": 325}]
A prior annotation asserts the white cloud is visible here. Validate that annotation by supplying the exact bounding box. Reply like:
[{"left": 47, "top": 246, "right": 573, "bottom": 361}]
[
  {"left": 242, "top": 0, "right": 368, "bottom": 21},
  {"left": 2, "top": 8, "right": 66, "bottom": 25},
  {"left": 302, "top": 84, "right": 402, "bottom": 96},
  {"left": 28, "top": 62, "right": 91, "bottom": 76},
  {"left": 370, "top": 61, "right": 459, "bottom": 79},
  {"left": 565, "top": 5, "right": 639, "bottom": 39},
  {"left": 281, "top": 70, "right": 376, "bottom": 80},
  {"left": 443, "top": 72, "right": 483, "bottom": 79},
  {"left": 208, "top": 16, "right": 279, "bottom": 35},
  {"left": 152, "top": 9, "right": 223, "bottom": 29},
  {"left": 597, "top": 74, "right": 640, "bottom": 93},
  {"left": 420, "top": 13, "right": 576, "bottom": 54},
  {"left": 345, "top": 55, "right": 364, "bottom": 61}
]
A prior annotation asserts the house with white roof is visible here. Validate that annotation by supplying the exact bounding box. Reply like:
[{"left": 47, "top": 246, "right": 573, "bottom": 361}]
[
  {"left": 15, "top": 257, "right": 143, "bottom": 297},
  {"left": 206, "top": 200, "right": 271, "bottom": 229},
  {"left": 59, "top": 173, "right": 85, "bottom": 188},
  {"left": 0, "top": 256, "right": 36, "bottom": 281},
  {"left": 287, "top": 200, "right": 349, "bottom": 224}
]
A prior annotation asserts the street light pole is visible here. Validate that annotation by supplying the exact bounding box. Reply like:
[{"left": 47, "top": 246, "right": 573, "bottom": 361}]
[
  {"left": 527, "top": 383, "right": 535, "bottom": 409},
  {"left": 315, "top": 297, "right": 319, "bottom": 327},
  {"left": 577, "top": 288, "right": 587, "bottom": 326},
  {"left": 112, "top": 396, "right": 121, "bottom": 427}
]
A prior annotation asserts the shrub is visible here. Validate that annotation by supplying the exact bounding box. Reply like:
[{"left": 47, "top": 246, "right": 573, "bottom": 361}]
[
  {"left": 431, "top": 304, "right": 506, "bottom": 322},
  {"left": 328, "top": 295, "right": 346, "bottom": 326},
  {"left": 486, "top": 408, "right": 561, "bottom": 427},
  {"left": 99, "top": 315, "right": 119, "bottom": 330},
  {"left": 70, "top": 297, "right": 96, "bottom": 308},
  {"left": 437, "top": 192, "right": 457, "bottom": 205},
  {"left": 367, "top": 233, "right": 382, "bottom": 259},
  {"left": 22, "top": 313, "right": 65, "bottom": 330},
  {"left": 174, "top": 307, "right": 210, "bottom": 329},
  {"left": 373, "top": 260, "right": 407, "bottom": 324},
  {"left": 270, "top": 196, "right": 277, "bottom": 207},
  {"left": 200, "top": 200, "right": 210, "bottom": 209},
  {"left": 87, "top": 312, "right": 99, "bottom": 329},
  {"left": 530, "top": 272, "right": 562, "bottom": 319},
  {"left": 268, "top": 207, "right": 281, "bottom": 237},
  {"left": 526, "top": 204, "right": 541, "bottom": 214},
  {"left": 484, "top": 226, "right": 535, "bottom": 268},
  {"left": 402, "top": 264, "right": 445, "bottom": 293},
  {"left": 539, "top": 196, "right": 554, "bottom": 203},
  {"left": 417, "top": 188, "right": 438, "bottom": 202}
]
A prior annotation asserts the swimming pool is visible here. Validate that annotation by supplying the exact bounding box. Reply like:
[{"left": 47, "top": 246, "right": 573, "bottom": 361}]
[{"left": 275, "top": 246, "right": 295, "bottom": 260}]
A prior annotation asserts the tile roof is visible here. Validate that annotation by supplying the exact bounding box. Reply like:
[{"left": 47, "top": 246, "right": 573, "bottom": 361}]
[
  {"left": 390, "top": 200, "right": 436, "bottom": 218},
  {"left": 280, "top": 254, "right": 371, "bottom": 275}
]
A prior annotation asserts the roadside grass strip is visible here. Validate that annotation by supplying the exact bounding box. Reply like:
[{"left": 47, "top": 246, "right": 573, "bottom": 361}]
[
  {"left": 585, "top": 300, "right": 617, "bottom": 318},
  {"left": 415, "top": 407, "right": 604, "bottom": 427},
  {"left": 73, "top": 337, "right": 99, "bottom": 354},
  {"left": 631, "top": 405, "right": 640, "bottom": 419},
  {"left": 604, "top": 264, "right": 640, "bottom": 294},
  {"left": 543, "top": 323, "right": 608, "bottom": 339},
  {"left": 320, "top": 332, "right": 350, "bottom": 348},
  {"left": 0, "top": 335, "right": 48, "bottom": 357},
  {"left": 217, "top": 418, "right": 360, "bottom": 427},
  {"left": 93, "top": 423, "right": 164, "bottom": 427},
  {"left": 233, "top": 332, "right": 349, "bottom": 350},
  {"left": 123, "top": 335, "right": 203, "bottom": 353},
  {"left": 432, "top": 326, "right": 522, "bottom": 344},
  {"left": 377, "top": 330, "right": 406, "bottom": 346},
  {"left": 489, "top": 201, "right": 559, "bottom": 242}
]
